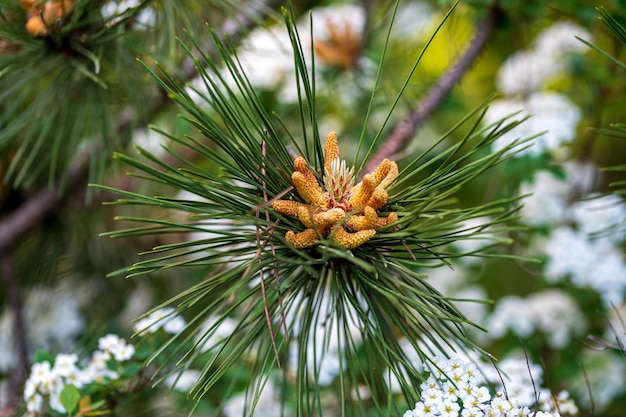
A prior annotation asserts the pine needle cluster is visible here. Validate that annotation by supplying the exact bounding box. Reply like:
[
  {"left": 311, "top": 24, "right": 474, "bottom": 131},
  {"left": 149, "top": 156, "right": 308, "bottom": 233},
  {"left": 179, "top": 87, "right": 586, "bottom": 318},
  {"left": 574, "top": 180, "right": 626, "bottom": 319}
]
[{"left": 97, "top": 4, "right": 530, "bottom": 415}]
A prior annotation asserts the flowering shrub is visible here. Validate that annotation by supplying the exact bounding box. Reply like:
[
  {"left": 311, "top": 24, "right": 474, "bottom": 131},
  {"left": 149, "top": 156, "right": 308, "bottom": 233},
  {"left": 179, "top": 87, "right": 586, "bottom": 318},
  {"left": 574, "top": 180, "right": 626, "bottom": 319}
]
[
  {"left": 403, "top": 356, "right": 577, "bottom": 417},
  {"left": 23, "top": 335, "right": 136, "bottom": 416}
]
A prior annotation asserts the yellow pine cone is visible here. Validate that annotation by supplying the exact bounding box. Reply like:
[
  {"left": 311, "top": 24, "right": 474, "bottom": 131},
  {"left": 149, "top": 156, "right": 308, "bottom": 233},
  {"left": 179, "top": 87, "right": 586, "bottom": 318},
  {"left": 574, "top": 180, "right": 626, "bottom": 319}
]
[
  {"left": 23, "top": 0, "right": 75, "bottom": 36},
  {"left": 345, "top": 206, "right": 378, "bottom": 231},
  {"left": 272, "top": 200, "right": 307, "bottom": 217},
  {"left": 376, "top": 212, "right": 398, "bottom": 229},
  {"left": 324, "top": 131, "right": 340, "bottom": 171},
  {"left": 380, "top": 161, "right": 398, "bottom": 189},
  {"left": 366, "top": 188, "right": 388, "bottom": 210},
  {"left": 333, "top": 227, "right": 376, "bottom": 250},
  {"left": 274, "top": 131, "right": 399, "bottom": 250},
  {"left": 347, "top": 174, "right": 378, "bottom": 211},
  {"left": 286, "top": 229, "right": 319, "bottom": 249},
  {"left": 297, "top": 206, "right": 345, "bottom": 230},
  {"left": 369, "top": 159, "right": 392, "bottom": 186},
  {"left": 292, "top": 171, "right": 327, "bottom": 208}
]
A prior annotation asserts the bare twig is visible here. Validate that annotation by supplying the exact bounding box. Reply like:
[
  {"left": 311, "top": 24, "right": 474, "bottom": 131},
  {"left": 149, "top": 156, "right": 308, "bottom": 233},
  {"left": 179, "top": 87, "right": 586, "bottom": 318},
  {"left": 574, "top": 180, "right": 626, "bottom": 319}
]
[
  {"left": 0, "top": 1, "right": 282, "bottom": 254},
  {"left": 581, "top": 362, "right": 596, "bottom": 416},
  {"left": 362, "top": 5, "right": 500, "bottom": 175},
  {"left": 256, "top": 139, "right": 281, "bottom": 367}
]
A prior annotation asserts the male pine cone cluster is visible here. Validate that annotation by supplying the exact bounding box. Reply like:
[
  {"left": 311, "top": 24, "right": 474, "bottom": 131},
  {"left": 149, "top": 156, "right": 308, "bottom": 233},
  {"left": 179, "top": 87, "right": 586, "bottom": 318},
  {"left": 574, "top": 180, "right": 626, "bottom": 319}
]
[
  {"left": 20, "top": 0, "right": 74, "bottom": 36},
  {"left": 272, "top": 131, "right": 398, "bottom": 250}
]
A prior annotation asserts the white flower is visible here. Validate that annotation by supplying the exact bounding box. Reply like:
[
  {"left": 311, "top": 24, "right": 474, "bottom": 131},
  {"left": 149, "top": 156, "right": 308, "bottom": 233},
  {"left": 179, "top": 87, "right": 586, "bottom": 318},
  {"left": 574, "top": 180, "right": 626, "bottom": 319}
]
[
  {"left": 28, "top": 361, "right": 61, "bottom": 395},
  {"left": 48, "top": 385, "right": 68, "bottom": 414},
  {"left": 134, "top": 307, "right": 186, "bottom": 335},
  {"left": 194, "top": 316, "right": 238, "bottom": 352},
  {"left": 534, "top": 21, "right": 592, "bottom": 58},
  {"left": 0, "top": 282, "right": 86, "bottom": 369},
  {"left": 423, "top": 387, "right": 444, "bottom": 405},
  {"left": 543, "top": 226, "right": 594, "bottom": 281},
  {"left": 23, "top": 377, "right": 37, "bottom": 399},
  {"left": 163, "top": 315, "right": 186, "bottom": 334},
  {"left": 166, "top": 369, "right": 201, "bottom": 392},
  {"left": 544, "top": 226, "right": 626, "bottom": 306},
  {"left": 53, "top": 353, "right": 79, "bottom": 377},
  {"left": 232, "top": 24, "right": 296, "bottom": 93},
  {"left": 487, "top": 289, "right": 585, "bottom": 348},
  {"left": 570, "top": 193, "right": 626, "bottom": 243},
  {"left": 461, "top": 407, "right": 482, "bottom": 417},
  {"left": 52, "top": 353, "right": 87, "bottom": 389},
  {"left": 488, "top": 296, "right": 534, "bottom": 338},
  {"left": 403, "top": 409, "right": 418, "bottom": 417},
  {"left": 485, "top": 92, "right": 581, "bottom": 156},
  {"left": 98, "top": 334, "right": 135, "bottom": 361},
  {"left": 25, "top": 392, "right": 43, "bottom": 413},
  {"left": 482, "top": 357, "right": 544, "bottom": 408},
  {"left": 82, "top": 350, "right": 119, "bottom": 383},
  {"left": 496, "top": 49, "right": 564, "bottom": 95},
  {"left": 437, "top": 398, "right": 460, "bottom": 416},
  {"left": 563, "top": 160, "right": 599, "bottom": 195},
  {"left": 519, "top": 170, "right": 571, "bottom": 226},
  {"left": 496, "top": 21, "right": 591, "bottom": 96}
]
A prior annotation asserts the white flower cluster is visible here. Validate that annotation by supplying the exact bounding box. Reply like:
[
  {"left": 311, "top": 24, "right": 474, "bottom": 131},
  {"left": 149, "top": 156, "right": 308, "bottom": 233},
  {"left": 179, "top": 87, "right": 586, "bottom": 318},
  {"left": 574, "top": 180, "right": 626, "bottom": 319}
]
[
  {"left": 518, "top": 165, "right": 626, "bottom": 306},
  {"left": 484, "top": 21, "right": 592, "bottom": 157},
  {"left": 519, "top": 171, "right": 572, "bottom": 227},
  {"left": 23, "top": 334, "right": 135, "bottom": 414},
  {"left": 133, "top": 307, "right": 186, "bottom": 334},
  {"left": 487, "top": 289, "right": 585, "bottom": 349},
  {"left": 569, "top": 193, "right": 626, "bottom": 243},
  {"left": 496, "top": 22, "right": 592, "bottom": 96},
  {"left": 544, "top": 226, "right": 626, "bottom": 306},
  {"left": 481, "top": 357, "right": 578, "bottom": 416},
  {"left": 542, "top": 193, "right": 626, "bottom": 306},
  {"left": 403, "top": 356, "right": 574, "bottom": 417},
  {"left": 484, "top": 91, "right": 581, "bottom": 157}
]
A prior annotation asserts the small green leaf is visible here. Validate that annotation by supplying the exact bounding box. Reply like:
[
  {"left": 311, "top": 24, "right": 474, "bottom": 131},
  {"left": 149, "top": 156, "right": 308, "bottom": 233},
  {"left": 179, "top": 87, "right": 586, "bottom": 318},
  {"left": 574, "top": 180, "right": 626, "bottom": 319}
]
[
  {"left": 60, "top": 384, "right": 81, "bottom": 415},
  {"left": 33, "top": 350, "right": 56, "bottom": 364}
]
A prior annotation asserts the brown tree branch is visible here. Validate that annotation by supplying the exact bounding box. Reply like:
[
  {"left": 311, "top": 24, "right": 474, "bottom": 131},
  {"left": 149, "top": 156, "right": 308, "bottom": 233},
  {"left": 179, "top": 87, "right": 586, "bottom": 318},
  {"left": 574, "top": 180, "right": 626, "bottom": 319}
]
[
  {"left": 0, "top": 1, "right": 281, "bottom": 254},
  {"left": 0, "top": 253, "right": 29, "bottom": 412},
  {"left": 362, "top": 5, "right": 500, "bottom": 175}
]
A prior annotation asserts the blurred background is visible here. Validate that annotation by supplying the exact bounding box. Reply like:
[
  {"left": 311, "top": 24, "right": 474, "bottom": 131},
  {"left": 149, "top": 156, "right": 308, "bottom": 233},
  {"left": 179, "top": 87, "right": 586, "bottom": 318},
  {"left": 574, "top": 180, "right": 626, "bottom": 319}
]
[{"left": 1, "top": 0, "right": 626, "bottom": 416}]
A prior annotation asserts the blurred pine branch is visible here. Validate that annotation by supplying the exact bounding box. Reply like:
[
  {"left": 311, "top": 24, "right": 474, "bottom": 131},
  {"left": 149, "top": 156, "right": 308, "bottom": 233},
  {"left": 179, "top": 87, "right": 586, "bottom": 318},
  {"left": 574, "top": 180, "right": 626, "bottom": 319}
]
[{"left": 0, "top": 0, "right": 283, "bottom": 254}]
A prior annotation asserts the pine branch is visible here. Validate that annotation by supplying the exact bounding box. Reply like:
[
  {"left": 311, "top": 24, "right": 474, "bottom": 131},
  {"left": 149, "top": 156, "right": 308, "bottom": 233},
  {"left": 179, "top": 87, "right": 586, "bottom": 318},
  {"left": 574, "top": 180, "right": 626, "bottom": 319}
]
[
  {"left": 362, "top": 5, "right": 500, "bottom": 175},
  {"left": 0, "top": 0, "right": 282, "bottom": 254}
]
